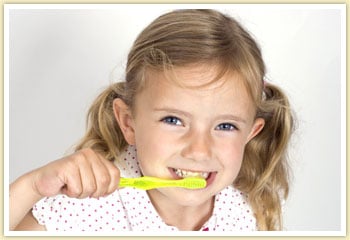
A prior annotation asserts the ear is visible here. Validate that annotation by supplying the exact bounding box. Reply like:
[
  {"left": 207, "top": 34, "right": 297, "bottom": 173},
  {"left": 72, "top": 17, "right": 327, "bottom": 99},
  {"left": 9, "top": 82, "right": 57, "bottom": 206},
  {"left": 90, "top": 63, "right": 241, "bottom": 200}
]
[
  {"left": 113, "top": 98, "right": 136, "bottom": 145},
  {"left": 246, "top": 118, "right": 265, "bottom": 144}
]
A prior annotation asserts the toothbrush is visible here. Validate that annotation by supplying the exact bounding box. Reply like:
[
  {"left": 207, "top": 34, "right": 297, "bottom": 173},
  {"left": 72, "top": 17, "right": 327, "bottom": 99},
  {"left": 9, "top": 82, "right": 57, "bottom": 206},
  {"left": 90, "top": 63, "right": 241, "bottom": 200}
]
[{"left": 119, "top": 176, "right": 207, "bottom": 190}]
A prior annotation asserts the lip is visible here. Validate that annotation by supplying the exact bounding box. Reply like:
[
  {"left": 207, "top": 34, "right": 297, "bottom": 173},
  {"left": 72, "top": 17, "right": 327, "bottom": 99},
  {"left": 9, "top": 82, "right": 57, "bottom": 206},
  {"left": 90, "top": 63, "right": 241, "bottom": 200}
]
[
  {"left": 168, "top": 167, "right": 217, "bottom": 189},
  {"left": 204, "top": 171, "right": 216, "bottom": 188}
]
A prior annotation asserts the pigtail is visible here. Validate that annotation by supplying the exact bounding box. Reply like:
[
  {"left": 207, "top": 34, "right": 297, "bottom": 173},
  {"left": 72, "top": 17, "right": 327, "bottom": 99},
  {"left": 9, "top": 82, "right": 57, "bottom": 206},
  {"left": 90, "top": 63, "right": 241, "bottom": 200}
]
[
  {"left": 74, "top": 82, "right": 128, "bottom": 162},
  {"left": 234, "top": 82, "right": 294, "bottom": 230}
]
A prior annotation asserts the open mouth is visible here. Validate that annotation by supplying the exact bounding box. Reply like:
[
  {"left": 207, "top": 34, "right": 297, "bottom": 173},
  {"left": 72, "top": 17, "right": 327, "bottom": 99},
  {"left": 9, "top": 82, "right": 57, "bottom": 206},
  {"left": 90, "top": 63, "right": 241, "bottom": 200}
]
[{"left": 171, "top": 168, "right": 211, "bottom": 180}]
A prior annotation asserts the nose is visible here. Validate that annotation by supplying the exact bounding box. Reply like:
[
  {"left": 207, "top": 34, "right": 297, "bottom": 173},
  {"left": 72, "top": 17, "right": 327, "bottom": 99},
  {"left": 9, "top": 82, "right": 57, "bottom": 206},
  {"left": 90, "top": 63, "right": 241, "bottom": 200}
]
[{"left": 180, "top": 128, "right": 213, "bottom": 162}]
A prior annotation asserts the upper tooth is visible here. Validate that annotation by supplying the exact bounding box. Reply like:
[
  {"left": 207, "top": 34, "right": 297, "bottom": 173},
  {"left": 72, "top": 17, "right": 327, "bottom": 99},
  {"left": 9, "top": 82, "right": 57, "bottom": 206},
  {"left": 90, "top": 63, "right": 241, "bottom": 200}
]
[
  {"left": 201, "top": 172, "right": 209, "bottom": 179},
  {"left": 174, "top": 168, "right": 209, "bottom": 179}
]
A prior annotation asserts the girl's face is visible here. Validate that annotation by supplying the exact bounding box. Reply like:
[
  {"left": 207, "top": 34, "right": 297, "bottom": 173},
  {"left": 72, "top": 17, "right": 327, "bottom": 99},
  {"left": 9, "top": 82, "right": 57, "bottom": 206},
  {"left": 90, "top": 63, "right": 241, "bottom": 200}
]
[{"left": 115, "top": 64, "right": 264, "bottom": 209}]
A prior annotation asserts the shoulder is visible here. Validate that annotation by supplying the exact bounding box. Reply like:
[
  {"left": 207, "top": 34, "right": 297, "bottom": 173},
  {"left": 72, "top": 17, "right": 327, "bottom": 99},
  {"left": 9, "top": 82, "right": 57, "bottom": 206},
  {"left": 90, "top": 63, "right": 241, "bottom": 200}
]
[
  {"left": 114, "top": 145, "right": 141, "bottom": 178},
  {"left": 213, "top": 186, "right": 257, "bottom": 231}
]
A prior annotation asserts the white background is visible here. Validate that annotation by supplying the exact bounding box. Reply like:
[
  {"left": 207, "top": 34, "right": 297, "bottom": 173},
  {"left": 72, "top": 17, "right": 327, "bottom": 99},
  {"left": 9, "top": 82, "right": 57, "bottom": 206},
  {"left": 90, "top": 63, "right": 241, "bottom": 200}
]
[{"left": 6, "top": 4, "right": 345, "bottom": 232}]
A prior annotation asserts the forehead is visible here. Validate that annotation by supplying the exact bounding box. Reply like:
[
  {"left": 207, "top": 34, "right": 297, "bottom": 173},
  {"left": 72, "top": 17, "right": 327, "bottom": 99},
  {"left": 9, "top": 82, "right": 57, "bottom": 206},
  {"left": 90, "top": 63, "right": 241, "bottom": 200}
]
[
  {"left": 144, "top": 63, "right": 247, "bottom": 92},
  {"left": 135, "top": 64, "right": 256, "bottom": 117}
]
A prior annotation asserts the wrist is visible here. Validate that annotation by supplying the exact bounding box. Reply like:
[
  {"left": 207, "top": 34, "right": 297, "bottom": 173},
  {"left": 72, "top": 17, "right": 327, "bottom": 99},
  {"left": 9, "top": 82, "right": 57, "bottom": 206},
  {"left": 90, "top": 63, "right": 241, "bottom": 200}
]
[{"left": 10, "top": 171, "right": 44, "bottom": 203}]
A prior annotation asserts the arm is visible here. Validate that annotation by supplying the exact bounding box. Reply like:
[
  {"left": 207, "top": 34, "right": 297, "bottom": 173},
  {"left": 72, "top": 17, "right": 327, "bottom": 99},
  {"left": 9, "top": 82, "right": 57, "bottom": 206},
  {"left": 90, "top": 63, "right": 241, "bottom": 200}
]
[
  {"left": 14, "top": 212, "right": 46, "bottom": 231},
  {"left": 9, "top": 171, "right": 44, "bottom": 230},
  {"left": 9, "top": 173, "right": 42, "bottom": 230},
  {"left": 9, "top": 148, "right": 121, "bottom": 231}
]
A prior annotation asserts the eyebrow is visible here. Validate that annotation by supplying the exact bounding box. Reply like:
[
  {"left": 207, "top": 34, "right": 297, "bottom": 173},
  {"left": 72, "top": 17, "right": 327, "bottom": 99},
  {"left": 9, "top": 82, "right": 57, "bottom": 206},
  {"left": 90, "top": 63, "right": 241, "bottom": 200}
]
[
  {"left": 216, "top": 114, "right": 247, "bottom": 124},
  {"left": 153, "top": 108, "right": 192, "bottom": 118},
  {"left": 153, "top": 107, "right": 247, "bottom": 124}
]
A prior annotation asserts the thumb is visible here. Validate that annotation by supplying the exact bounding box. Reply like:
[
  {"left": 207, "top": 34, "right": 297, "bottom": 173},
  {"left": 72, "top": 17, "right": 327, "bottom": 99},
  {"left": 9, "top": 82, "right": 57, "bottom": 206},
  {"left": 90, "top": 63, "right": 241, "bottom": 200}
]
[{"left": 32, "top": 169, "right": 66, "bottom": 197}]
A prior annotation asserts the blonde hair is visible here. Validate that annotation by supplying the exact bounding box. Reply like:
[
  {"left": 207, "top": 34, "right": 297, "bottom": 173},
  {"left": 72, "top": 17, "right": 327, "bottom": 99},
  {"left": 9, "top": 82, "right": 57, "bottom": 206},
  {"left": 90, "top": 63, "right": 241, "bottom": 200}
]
[{"left": 75, "top": 9, "right": 294, "bottom": 230}]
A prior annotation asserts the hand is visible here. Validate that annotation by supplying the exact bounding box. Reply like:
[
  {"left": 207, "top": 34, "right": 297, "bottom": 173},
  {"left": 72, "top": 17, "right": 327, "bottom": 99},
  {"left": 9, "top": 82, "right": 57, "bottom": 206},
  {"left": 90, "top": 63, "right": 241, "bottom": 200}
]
[{"left": 32, "top": 148, "right": 120, "bottom": 199}]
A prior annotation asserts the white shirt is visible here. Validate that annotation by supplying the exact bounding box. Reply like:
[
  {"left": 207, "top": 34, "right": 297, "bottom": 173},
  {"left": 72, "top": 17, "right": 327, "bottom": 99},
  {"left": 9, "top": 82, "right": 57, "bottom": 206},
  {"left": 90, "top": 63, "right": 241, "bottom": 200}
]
[{"left": 32, "top": 145, "right": 257, "bottom": 232}]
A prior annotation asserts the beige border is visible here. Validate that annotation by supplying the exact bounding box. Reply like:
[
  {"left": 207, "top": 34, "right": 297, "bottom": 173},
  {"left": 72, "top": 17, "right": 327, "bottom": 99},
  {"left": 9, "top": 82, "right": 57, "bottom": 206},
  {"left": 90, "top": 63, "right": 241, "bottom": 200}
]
[{"left": 2, "top": 1, "right": 347, "bottom": 240}]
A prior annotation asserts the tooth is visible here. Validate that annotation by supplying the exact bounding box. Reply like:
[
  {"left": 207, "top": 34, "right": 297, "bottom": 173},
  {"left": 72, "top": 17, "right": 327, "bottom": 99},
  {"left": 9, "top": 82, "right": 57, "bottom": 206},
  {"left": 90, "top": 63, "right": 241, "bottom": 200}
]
[
  {"left": 176, "top": 169, "right": 183, "bottom": 178},
  {"left": 187, "top": 172, "right": 200, "bottom": 177},
  {"left": 201, "top": 172, "right": 209, "bottom": 179},
  {"left": 173, "top": 168, "right": 209, "bottom": 179}
]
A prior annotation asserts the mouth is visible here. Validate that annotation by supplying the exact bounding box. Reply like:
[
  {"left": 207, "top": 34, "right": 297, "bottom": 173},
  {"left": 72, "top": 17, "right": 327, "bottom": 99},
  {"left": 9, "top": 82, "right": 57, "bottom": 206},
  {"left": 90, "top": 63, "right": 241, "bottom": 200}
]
[{"left": 170, "top": 167, "right": 211, "bottom": 180}]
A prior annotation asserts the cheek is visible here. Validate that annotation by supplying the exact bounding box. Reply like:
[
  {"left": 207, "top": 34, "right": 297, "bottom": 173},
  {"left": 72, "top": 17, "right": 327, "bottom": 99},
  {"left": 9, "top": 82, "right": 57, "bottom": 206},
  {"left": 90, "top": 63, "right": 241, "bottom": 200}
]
[
  {"left": 133, "top": 125, "right": 175, "bottom": 176},
  {"left": 135, "top": 126, "right": 172, "bottom": 158},
  {"left": 219, "top": 140, "right": 246, "bottom": 173}
]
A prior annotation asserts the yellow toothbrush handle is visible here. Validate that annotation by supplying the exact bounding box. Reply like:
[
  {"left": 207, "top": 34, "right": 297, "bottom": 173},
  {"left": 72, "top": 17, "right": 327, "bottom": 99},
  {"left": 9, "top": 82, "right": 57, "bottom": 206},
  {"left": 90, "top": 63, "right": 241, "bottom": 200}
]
[
  {"left": 119, "top": 177, "right": 176, "bottom": 190},
  {"left": 119, "top": 177, "right": 206, "bottom": 190}
]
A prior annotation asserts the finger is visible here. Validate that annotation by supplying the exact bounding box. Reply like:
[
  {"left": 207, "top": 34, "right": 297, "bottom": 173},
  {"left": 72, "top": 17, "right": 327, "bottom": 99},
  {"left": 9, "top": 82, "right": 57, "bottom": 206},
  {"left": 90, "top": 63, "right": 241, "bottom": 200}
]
[
  {"left": 61, "top": 168, "right": 83, "bottom": 198},
  {"left": 60, "top": 150, "right": 96, "bottom": 199},
  {"left": 77, "top": 159, "right": 98, "bottom": 199},
  {"left": 104, "top": 160, "right": 121, "bottom": 195},
  {"left": 89, "top": 154, "right": 111, "bottom": 198}
]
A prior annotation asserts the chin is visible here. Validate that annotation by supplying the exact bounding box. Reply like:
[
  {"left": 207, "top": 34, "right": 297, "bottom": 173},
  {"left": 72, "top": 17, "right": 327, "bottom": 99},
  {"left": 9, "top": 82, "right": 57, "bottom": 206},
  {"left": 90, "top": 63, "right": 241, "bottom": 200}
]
[{"left": 163, "top": 188, "right": 215, "bottom": 207}]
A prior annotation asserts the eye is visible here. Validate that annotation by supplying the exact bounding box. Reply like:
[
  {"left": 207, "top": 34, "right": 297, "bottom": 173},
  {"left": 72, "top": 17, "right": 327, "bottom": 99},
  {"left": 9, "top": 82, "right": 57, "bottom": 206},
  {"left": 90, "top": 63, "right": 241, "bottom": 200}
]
[
  {"left": 161, "top": 116, "right": 183, "bottom": 126},
  {"left": 215, "top": 123, "right": 238, "bottom": 131}
]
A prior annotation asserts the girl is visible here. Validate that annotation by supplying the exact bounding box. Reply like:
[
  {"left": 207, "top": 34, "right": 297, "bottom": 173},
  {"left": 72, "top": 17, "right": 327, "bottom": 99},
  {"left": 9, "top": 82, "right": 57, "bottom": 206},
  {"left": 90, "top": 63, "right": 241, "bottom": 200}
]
[{"left": 10, "top": 9, "right": 294, "bottom": 231}]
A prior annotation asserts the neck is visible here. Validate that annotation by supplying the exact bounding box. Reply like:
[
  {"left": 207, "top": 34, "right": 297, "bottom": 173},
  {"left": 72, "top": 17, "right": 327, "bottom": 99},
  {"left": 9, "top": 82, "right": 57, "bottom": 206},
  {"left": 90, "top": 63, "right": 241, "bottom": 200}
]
[{"left": 147, "top": 190, "right": 214, "bottom": 231}]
